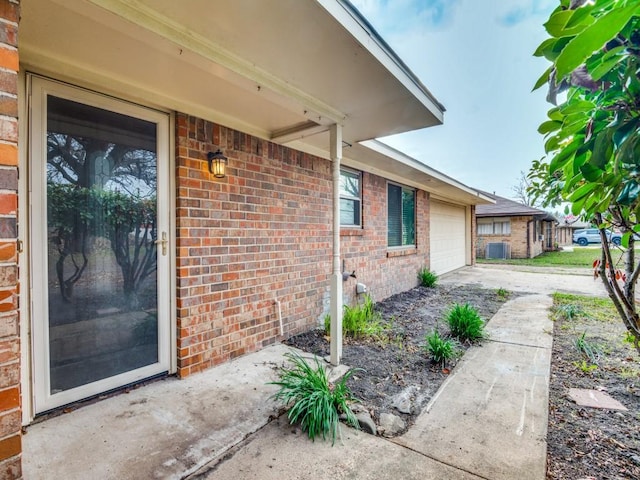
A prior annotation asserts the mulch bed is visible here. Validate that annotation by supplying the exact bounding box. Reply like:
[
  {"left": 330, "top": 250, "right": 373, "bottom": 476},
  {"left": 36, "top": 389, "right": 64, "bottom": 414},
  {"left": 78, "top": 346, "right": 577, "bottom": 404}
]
[
  {"left": 546, "top": 303, "right": 640, "bottom": 479},
  {"left": 285, "top": 284, "right": 510, "bottom": 435}
]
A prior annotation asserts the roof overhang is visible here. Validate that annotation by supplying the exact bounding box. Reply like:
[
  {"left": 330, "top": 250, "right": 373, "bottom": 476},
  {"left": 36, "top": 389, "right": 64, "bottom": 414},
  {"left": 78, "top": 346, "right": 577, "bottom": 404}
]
[
  {"left": 20, "top": 0, "right": 443, "bottom": 149},
  {"left": 19, "top": 0, "right": 488, "bottom": 204},
  {"left": 352, "top": 141, "right": 494, "bottom": 205},
  {"left": 477, "top": 212, "right": 557, "bottom": 220}
]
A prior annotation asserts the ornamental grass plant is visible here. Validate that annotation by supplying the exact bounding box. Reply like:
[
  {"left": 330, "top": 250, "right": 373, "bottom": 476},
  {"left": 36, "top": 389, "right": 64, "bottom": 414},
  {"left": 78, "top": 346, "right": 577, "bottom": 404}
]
[
  {"left": 324, "top": 294, "right": 387, "bottom": 338},
  {"left": 418, "top": 267, "right": 438, "bottom": 288},
  {"left": 270, "top": 352, "right": 359, "bottom": 445},
  {"left": 424, "top": 330, "right": 454, "bottom": 367},
  {"left": 446, "top": 303, "right": 485, "bottom": 342}
]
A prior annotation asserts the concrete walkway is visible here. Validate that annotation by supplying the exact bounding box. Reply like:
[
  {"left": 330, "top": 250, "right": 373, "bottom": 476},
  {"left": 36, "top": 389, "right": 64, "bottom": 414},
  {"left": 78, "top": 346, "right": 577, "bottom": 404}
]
[
  {"left": 393, "top": 294, "right": 553, "bottom": 480},
  {"left": 23, "top": 345, "right": 289, "bottom": 479},
  {"left": 23, "top": 265, "right": 586, "bottom": 479},
  {"left": 194, "top": 294, "right": 553, "bottom": 480}
]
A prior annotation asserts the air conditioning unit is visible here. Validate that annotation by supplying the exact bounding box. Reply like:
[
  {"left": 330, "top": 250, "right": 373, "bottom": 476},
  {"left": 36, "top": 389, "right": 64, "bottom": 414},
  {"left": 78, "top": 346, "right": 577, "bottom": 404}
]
[{"left": 486, "top": 242, "right": 511, "bottom": 259}]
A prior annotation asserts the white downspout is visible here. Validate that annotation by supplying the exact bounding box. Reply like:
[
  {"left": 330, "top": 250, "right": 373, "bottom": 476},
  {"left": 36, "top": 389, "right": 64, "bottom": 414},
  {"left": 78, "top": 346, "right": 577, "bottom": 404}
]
[{"left": 329, "top": 124, "right": 343, "bottom": 366}]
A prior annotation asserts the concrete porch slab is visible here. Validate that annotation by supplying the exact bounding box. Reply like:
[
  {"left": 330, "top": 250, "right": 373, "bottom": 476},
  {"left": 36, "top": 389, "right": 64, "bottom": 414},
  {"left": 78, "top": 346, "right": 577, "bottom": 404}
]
[
  {"left": 23, "top": 344, "right": 295, "bottom": 480},
  {"left": 195, "top": 415, "right": 484, "bottom": 480}
]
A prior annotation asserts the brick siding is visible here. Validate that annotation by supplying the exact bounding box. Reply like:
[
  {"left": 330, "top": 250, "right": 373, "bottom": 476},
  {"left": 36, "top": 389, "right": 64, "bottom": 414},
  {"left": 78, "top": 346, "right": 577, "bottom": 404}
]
[
  {"left": 0, "top": 0, "right": 21, "bottom": 478},
  {"left": 341, "top": 172, "right": 429, "bottom": 303},
  {"left": 557, "top": 226, "right": 573, "bottom": 246},
  {"left": 477, "top": 215, "right": 554, "bottom": 259},
  {"left": 175, "top": 114, "right": 432, "bottom": 376}
]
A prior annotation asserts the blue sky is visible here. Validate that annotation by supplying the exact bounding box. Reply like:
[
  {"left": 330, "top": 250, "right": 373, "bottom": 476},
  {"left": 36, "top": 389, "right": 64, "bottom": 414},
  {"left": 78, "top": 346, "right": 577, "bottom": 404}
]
[{"left": 350, "top": 0, "right": 558, "bottom": 199}]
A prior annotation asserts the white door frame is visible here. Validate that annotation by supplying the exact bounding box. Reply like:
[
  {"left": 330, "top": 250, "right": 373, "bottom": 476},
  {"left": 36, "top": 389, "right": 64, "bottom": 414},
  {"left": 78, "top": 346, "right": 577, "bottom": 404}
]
[{"left": 24, "top": 74, "right": 175, "bottom": 416}]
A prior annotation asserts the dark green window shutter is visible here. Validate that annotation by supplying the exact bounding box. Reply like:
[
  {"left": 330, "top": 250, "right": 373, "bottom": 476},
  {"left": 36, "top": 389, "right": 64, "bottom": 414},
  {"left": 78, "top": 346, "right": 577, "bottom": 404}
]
[
  {"left": 387, "top": 184, "right": 402, "bottom": 246},
  {"left": 402, "top": 188, "right": 415, "bottom": 245}
]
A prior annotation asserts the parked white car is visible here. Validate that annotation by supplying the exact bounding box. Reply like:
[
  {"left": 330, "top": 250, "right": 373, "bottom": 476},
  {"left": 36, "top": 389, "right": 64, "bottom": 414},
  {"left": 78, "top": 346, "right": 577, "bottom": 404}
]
[{"left": 572, "top": 228, "right": 621, "bottom": 246}]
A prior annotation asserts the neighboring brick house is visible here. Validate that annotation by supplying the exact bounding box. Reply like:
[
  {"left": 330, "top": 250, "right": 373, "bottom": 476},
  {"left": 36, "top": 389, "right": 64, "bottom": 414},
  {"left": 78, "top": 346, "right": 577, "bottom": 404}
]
[
  {"left": 476, "top": 193, "right": 557, "bottom": 259},
  {"left": 556, "top": 215, "right": 590, "bottom": 246},
  {"left": 0, "top": 1, "right": 492, "bottom": 475}
]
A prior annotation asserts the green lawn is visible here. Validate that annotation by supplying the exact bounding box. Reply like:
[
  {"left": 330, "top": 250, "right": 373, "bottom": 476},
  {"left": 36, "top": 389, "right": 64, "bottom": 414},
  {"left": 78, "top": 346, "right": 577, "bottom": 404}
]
[{"left": 478, "top": 247, "right": 608, "bottom": 268}]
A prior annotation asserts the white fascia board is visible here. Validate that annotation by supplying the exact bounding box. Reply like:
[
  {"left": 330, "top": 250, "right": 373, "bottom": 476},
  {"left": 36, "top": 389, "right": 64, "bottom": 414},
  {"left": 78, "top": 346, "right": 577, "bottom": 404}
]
[
  {"left": 360, "top": 139, "right": 494, "bottom": 203},
  {"left": 317, "top": 0, "right": 445, "bottom": 123}
]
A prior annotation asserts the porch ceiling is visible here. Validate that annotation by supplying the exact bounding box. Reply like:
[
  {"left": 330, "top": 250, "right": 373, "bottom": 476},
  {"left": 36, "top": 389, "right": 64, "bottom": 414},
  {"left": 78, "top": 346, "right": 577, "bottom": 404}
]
[
  {"left": 20, "top": 0, "right": 442, "bottom": 146},
  {"left": 20, "top": 0, "right": 486, "bottom": 205}
]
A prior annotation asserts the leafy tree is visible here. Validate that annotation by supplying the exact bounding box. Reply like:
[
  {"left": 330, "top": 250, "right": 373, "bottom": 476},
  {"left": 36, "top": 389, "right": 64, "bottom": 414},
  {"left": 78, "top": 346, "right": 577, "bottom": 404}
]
[
  {"left": 48, "top": 184, "right": 157, "bottom": 307},
  {"left": 528, "top": 0, "right": 640, "bottom": 349},
  {"left": 47, "top": 129, "right": 158, "bottom": 307},
  {"left": 511, "top": 170, "right": 540, "bottom": 206}
]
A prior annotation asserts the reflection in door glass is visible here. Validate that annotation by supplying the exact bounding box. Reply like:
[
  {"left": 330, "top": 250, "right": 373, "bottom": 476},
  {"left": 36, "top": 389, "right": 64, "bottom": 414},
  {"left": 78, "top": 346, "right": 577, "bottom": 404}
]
[{"left": 46, "top": 95, "right": 159, "bottom": 393}]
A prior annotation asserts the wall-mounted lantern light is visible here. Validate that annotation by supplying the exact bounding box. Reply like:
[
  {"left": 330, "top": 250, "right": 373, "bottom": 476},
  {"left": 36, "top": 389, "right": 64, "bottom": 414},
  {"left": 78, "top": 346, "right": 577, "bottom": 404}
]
[{"left": 207, "top": 149, "right": 227, "bottom": 178}]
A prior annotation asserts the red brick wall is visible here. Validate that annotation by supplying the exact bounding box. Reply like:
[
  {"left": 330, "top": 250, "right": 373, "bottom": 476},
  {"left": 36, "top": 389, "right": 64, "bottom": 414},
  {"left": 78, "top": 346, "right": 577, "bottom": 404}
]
[
  {"left": 175, "top": 114, "right": 431, "bottom": 375},
  {"left": 341, "top": 172, "right": 429, "bottom": 303},
  {"left": 0, "top": 1, "right": 21, "bottom": 478},
  {"left": 175, "top": 114, "right": 333, "bottom": 376},
  {"left": 477, "top": 215, "right": 547, "bottom": 259}
]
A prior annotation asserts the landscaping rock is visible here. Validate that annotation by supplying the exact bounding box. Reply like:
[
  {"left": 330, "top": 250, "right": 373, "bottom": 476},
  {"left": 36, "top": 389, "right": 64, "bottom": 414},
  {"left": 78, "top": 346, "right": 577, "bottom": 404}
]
[
  {"left": 377, "top": 412, "right": 405, "bottom": 437},
  {"left": 391, "top": 385, "right": 419, "bottom": 414},
  {"left": 339, "top": 403, "right": 376, "bottom": 434},
  {"left": 355, "top": 411, "right": 376, "bottom": 435}
]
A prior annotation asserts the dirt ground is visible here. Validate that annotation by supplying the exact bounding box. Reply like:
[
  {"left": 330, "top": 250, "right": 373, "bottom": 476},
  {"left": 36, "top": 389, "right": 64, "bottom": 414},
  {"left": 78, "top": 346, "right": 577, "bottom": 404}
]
[
  {"left": 285, "top": 284, "right": 511, "bottom": 434},
  {"left": 546, "top": 298, "right": 640, "bottom": 479}
]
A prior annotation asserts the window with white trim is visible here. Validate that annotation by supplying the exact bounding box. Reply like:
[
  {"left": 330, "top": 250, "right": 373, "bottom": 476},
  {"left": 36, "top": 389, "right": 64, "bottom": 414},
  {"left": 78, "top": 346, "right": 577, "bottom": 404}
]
[
  {"left": 387, "top": 183, "right": 415, "bottom": 247},
  {"left": 339, "top": 168, "right": 361, "bottom": 227},
  {"left": 477, "top": 217, "right": 511, "bottom": 235}
]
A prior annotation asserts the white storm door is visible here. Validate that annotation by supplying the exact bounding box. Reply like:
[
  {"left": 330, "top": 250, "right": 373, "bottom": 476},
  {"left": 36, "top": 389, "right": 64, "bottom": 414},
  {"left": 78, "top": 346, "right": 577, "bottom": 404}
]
[{"left": 29, "top": 76, "right": 172, "bottom": 413}]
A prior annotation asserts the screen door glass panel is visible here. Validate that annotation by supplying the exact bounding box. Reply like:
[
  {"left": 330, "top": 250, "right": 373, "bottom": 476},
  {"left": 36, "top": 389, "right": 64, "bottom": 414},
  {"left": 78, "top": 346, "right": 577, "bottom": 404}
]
[{"left": 46, "top": 95, "right": 159, "bottom": 393}]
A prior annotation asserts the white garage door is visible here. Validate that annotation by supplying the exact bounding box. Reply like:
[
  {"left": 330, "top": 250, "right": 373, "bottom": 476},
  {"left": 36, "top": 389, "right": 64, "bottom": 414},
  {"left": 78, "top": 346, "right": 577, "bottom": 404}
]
[{"left": 430, "top": 201, "right": 467, "bottom": 275}]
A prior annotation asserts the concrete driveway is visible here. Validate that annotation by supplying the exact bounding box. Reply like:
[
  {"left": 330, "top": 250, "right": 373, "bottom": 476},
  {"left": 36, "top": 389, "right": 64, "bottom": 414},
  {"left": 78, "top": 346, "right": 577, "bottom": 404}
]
[{"left": 440, "top": 264, "right": 606, "bottom": 297}]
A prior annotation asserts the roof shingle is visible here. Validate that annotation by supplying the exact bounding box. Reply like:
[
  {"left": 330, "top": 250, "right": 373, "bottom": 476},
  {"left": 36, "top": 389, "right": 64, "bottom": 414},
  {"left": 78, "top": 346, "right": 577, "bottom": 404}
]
[{"left": 476, "top": 192, "right": 555, "bottom": 220}]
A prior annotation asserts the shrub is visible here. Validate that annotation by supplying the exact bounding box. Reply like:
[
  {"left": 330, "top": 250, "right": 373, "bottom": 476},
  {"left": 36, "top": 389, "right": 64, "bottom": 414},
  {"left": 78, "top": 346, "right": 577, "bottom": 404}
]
[
  {"left": 324, "top": 294, "right": 386, "bottom": 338},
  {"left": 418, "top": 268, "right": 438, "bottom": 288},
  {"left": 496, "top": 287, "right": 510, "bottom": 299},
  {"left": 574, "top": 331, "right": 600, "bottom": 364},
  {"left": 424, "top": 330, "right": 454, "bottom": 367},
  {"left": 555, "top": 303, "right": 583, "bottom": 321},
  {"left": 270, "top": 352, "right": 359, "bottom": 444},
  {"left": 446, "top": 303, "right": 485, "bottom": 342}
]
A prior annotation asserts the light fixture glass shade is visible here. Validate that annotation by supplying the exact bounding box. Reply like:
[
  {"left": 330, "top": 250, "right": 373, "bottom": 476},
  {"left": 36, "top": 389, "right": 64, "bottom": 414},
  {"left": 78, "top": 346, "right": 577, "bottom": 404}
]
[{"left": 207, "top": 149, "right": 227, "bottom": 178}]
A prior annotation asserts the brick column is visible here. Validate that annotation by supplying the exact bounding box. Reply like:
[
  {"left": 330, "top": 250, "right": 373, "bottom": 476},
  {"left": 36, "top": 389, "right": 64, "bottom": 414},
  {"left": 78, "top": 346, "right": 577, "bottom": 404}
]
[{"left": 0, "top": 1, "right": 21, "bottom": 478}]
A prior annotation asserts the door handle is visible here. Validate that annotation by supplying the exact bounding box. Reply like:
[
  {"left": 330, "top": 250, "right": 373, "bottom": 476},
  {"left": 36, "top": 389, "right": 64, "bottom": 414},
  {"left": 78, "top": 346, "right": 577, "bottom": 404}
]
[{"left": 155, "top": 231, "right": 168, "bottom": 256}]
